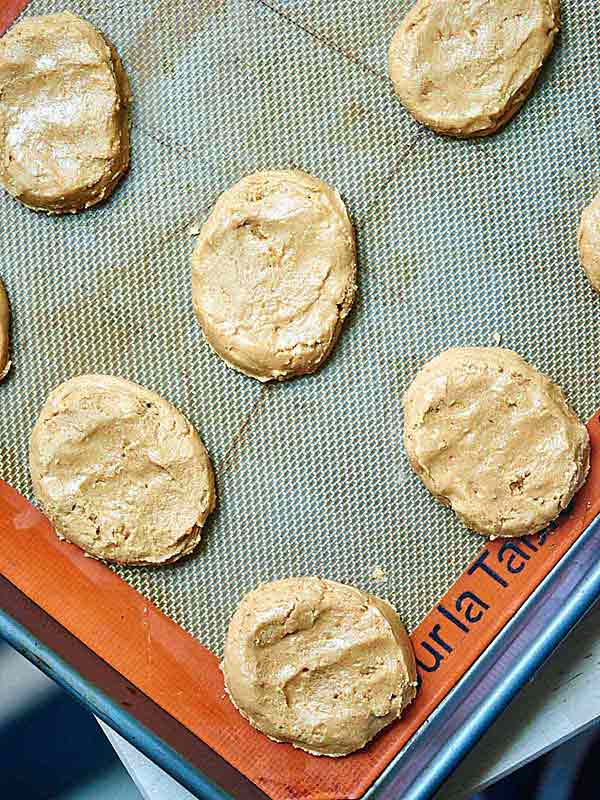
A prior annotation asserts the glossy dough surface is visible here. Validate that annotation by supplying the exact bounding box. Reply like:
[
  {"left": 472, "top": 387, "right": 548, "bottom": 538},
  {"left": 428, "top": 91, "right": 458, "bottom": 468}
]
[
  {"left": 30, "top": 375, "right": 215, "bottom": 564},
  {"left": 222, "top": 577, "right": 417, "bottom": 756},
  {"left": 191, "top": 170, "right": 357, "bottom": 381},
  {"left": 403, "top": 347, "right": 590, "bottom": 538},
  {"left": 388, "top": 0, "right": 560, "bottom": 137},
  {"left": 0, "top": 278, "right": 9, "bottom": 380},
  {"left": 0, "top": 12, "right": 131, "bottom": 213},
  {"left": 578, "top": 192, "right": 600, "bottom": 292}
]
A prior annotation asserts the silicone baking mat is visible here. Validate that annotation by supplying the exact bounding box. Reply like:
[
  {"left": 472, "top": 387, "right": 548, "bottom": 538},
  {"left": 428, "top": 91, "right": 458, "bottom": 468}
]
[{"left": 1, "top": 1, "right": 599, "bottom": 799}]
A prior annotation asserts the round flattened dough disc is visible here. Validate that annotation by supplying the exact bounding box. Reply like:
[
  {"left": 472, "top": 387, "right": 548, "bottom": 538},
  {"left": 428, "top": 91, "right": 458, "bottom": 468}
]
[
  {"left": 0, "top": 12, "right": 131, "bottom": 213},
  {"left": 222, "top": 577, "right": 417, "bottom": 757},
  {"left": 29, "top": 375, "right": 216, "bottom": 565},
  {"left": 191, "top": 169, "right": 357, "bottom": 382},
  {"left": 403, "top": 347, "right": 590, "bottom": 538},
  {"left": 0, "top": 278, "right": 10, "bottom": 380},
  {"left": 578, "top": 192, "right": 600, "bottom": 292},
  {"left": 388, "top": 0, "right": 560, "bottom": 138}
]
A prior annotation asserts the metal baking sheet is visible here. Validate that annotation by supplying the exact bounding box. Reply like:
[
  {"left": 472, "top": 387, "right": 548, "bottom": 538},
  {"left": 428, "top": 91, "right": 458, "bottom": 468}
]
[
  {"left": 2, "top": 0, "right": 598, "bottom": 655},
  {"left": 2, "top": 2, "right": 600, "bottom": 799}
]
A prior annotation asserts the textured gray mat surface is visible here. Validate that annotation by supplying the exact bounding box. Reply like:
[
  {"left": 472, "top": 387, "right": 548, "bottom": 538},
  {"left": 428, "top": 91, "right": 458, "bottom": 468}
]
[{"left": 1, "top": 0, "right": 598, "bottom": 653}]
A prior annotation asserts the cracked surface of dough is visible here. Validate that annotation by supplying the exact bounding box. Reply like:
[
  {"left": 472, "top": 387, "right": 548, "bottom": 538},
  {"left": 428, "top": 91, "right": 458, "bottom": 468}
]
[
  {"left": 388, "top": 0, "right": 560, "bottom": 137},
  {"left": 222, "top": 577, "right": 417, "bottom": 757},
  {"left": 191, "top": 170, "right": 357, "bottom": 381},
  {"left": 578, "top": 192, "right": 600, "bottom": 292},
  {"left": 403, "top": 348, "right": 590, "bottom": 538},
  {"left": 30, "top": 375, "right": 215, "bottom": 564},
  {"left": 0, "top": 12, "right": 131, "bottom": 213},
  {"left": 0, "top": 278, "right": 9, "bottom": 381}
]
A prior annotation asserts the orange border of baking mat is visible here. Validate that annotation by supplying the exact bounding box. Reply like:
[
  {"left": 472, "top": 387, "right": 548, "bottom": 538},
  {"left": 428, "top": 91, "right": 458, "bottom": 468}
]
[
  {"left": 0, "top": 413, "right": 597, "bottom": 800},
  {"left": 0, "top": 0, "right": 30, "bottom": 35}
]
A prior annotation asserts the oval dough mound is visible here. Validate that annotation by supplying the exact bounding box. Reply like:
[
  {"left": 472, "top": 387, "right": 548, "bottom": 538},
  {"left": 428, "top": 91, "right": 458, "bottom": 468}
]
[
  {"left": 0, "top": 278, "right": 10, "bottom": 381},
  {"left": 30, "top": 375, "right": 216, "bottom": 564},
  {"left": 403, "top": 347, "right": 590, "bottom": 538},
  {"left": 388, "top": 0, "right": 560, "bottom": 138},
  {"left": 222, "top": 577, "right": 417, "bottom": 757},
  {"left": 0, "top": 12, "right": 131, "bottom": 213},
  {"left": 578, "top": 192, "right": 600, "bottom": 292},
  {"left": 191, "top": 170, "right": 357, "bottom": 381}
]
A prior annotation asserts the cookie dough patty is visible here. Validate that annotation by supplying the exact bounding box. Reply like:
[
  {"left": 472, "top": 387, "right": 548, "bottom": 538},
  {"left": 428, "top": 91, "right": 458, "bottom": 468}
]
[
  {"left": 578, "top": 192, "right": 600, "bottom": 292},
  {"left": 0, "top": 278, "right": 9, "bottom": 380},
  {"left": 191, "top": 170, "right": 357, "bottom": 381},
  {"left": 0, "top": 12, "right": 131, "bottom": 213},
  {"left": 30, "top": 375, "right": 215, "bottom": 564},
  {"left": 222, "top": 577, "right": 417, "bottom": 756},
  {"left": 403, "top": 347, "right": 589, "bottom": 538},
  {"left": 388, "top": 0, "right": 560, "bottom": 137}
]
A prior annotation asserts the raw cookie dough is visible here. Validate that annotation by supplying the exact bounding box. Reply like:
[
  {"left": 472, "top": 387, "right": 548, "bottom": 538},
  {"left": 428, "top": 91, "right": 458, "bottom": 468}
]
[
  {"left": 403, "top": 347, "right": 590, "bottom": 538},
  {"left": 578, "top": 192, "right": 600, "bottom": 292},
  {"left": 0, "top": 12, "right": 131, "bottom": 213},
  {"left": 222, "top": 577, "right": 417, "bottom": 757},
  {"left": 0, "top": 278, "right": 10, "bottom": 380},
  {"left": 191, "top": 170, "right": 357, "bottom": 381},
  {"left": 30, "top": 375, "right": 215, "bottom": 564},
  {"left": 388, "top": 0, "right": 560, "bottom": 138}
]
